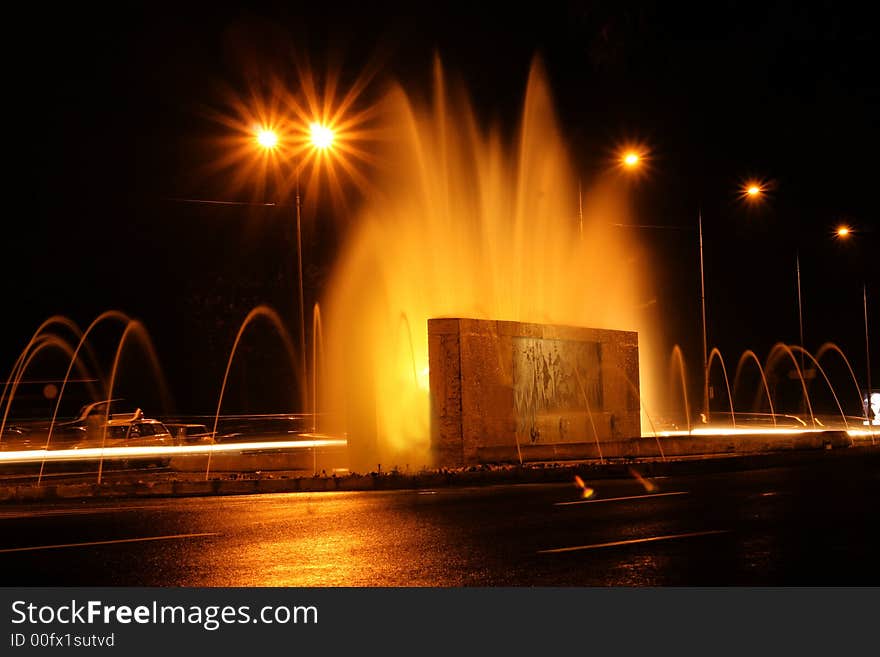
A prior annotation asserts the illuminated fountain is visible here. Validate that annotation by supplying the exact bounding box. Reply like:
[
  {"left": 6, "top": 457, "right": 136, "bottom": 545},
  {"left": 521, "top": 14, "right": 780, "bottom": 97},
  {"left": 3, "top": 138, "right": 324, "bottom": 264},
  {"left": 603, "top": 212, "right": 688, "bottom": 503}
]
[
  {"left": 206, "top": 305, "right": 300, "bottom": 477},
  {"left": 311, "top": 303, "right": 326, "bottom": 434},
  {"left": 732, "top": 349, "right": 775, "bottom": 427},
  {"left": 95, "top": 319, "right": 172, "bottom": 483},
  {"left": 660, "top": 343, "right": 874, "bottom": 445},
  {"left": 1, "top": 316, "right": 101, "bottom": 442},
  {"left": 319, "top": 59, "right": 658, "bottom": 469},
  {"left": 312, "top": 58, "right": 875, "bottom": 467},
  {"left": 0, "top": 307, "right": 345, "bottom": 482},
  {"left": 1, "top": 59, "right": 877, "bottom": 482}
]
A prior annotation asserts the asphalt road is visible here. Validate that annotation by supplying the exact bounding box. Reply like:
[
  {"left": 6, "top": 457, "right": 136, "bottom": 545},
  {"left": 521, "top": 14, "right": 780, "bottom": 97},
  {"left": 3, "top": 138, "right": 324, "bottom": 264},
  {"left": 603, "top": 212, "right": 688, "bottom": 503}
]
[{"left": 1, "top": 452, "right": 878, "bottom": 585}]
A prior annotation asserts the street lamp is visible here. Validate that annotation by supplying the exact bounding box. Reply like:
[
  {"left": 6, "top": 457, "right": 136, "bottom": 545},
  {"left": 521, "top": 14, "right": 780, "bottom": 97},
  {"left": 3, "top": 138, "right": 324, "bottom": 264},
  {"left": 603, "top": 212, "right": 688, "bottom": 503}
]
[
  {"left": 256, "top": 129, "right": 279, "bottom": 149},
  {"left": 837, "top": 227, "right": 873, "bottom": 426},
  {"left": 741, "top": 182, "right": 812, "bottom": 394},
  {"left": 743, "top": 182, "right": 811, "bottom": 385},
  {"left": 616, "top": 147, "right": 713, "bottom": 422},
  {"left": 623, "top": 151, "right": 640, "bottom": 168},
  {"left": 698, "top": 210, "right": 708, "bottom": 420},
  {"left": 696, "top": 182, "right": 768, "bottom": 422},
  {"left": 618, "top": 146, "right": 648, "bottom": 174},
  {"left": 309, "top": 123, "right": 334, "bottom": 150},
  {"left": 740, "top": 185, "right": 809, "bottom": 376},
  {"left": 613, "top": 146, "right": 715, "bottom": 421},
  {"left": 255, "top": 122, "right": 335, "bottom": 427}
]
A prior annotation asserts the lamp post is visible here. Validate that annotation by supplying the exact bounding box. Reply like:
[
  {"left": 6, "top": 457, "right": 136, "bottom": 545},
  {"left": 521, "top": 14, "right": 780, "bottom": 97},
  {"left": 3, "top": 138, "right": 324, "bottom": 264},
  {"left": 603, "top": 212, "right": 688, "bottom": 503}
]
[
  {"left": 617, "top": 148, "right": 712, "bottom": 423},
  {"left": 742, "top": 183, "right": 815, "bottom": 418},
  {"left": 698, "top": 184, "right": 770, "bottom": 421},
  {"left": 698, "top": 182, "right": 766, "bottom": 422},
  {"left": 255, "top": 123, "right": 335, "bottom": 424},
  {"left": 836, "top": 225, "right": 873, "bottom": 425},
  {"left": 698, "top": 210, "right": 709, "bottom": 421},
  {"left": 796, "top": 249, "right": 805, "bottom": 371},
  {"left": 865, "top": 283, "right": 872, "bottom": 417}
]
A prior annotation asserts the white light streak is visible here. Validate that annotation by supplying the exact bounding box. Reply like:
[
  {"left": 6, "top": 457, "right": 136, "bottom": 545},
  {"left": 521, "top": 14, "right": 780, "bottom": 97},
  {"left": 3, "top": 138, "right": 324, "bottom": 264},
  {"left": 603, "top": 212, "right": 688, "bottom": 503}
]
[{"left": 0, "top": 437, "right": 347, "bottom": 465}]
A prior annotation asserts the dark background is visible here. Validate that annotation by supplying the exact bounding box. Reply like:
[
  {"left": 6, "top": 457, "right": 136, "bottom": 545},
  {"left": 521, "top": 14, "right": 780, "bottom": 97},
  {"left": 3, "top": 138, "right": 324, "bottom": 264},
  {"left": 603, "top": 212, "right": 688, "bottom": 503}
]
[{"left": 3, "top": 0, "right": 877, "bottom": 417}]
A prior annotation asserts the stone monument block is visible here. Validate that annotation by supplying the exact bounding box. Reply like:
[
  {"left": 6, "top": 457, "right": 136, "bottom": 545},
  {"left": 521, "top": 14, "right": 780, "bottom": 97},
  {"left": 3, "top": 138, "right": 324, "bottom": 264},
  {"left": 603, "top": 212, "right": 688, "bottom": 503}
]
[{"left": 428, "top": 318, "right": 640, "bottom": 466}]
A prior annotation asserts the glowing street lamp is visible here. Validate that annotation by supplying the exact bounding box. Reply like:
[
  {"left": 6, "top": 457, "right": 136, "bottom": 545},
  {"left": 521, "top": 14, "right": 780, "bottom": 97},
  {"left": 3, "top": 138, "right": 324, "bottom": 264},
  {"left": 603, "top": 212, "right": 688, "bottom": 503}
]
[
  {"left": 253, "top": 122, "right": 337, "bottom": 431},
  {"left": 836, "top": 228, "right": 873, "bottom": 431},
  {"left": 256, "top": 129, "right": 279, "bottom": 150},
  {"left": 253, "top": 126, "right": 306, "bottom": 401},
  {"left": 740, "top": 181, "right": 808, "bottom": 386},
  {"left": 209, "top": 67, "right": 374, "bottom": 456},
  {"left": 613, "top": 143, "right": 714, "bottom": 423},
  {"left": 698, "top": 211, "right": 708, "bottom": 419},
  {"left": 699, "top": 179, "right": 771, "bottom": 422},
  {"left": 623, "top": 151, "right": 640, "bottom": 168},
  {"left": 309, "top": 122, "right": 334, "bottom": 150},
  {"left": 618, "top": 146, "right": 648, "bottom": 174},
  {"left": 700, "top": 177, "right": 772, "bottom": 421}
]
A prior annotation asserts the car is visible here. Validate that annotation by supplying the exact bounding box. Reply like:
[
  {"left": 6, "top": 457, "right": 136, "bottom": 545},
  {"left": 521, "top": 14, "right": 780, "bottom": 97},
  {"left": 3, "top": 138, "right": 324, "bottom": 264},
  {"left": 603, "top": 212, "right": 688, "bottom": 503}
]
[
  {"left": 62, "top": 401, "right": 175, "bottom": 468},
  {"left": 82, "top": 415, "right": 174, "bottom": 469},
  {"left": 53, "top": 401, "right": 169, "bottom": 444},
  {"left": 0, "top": 424, "right": 40, "bottom": 450},
  {"left": 97, "top": 418, "right": 174, "bottom": 447},
  {"left": 164, "top": 423, "right": 213, "bottom": 445},
  {"left": 59, "top": 399, "right": 136, "bottom": 428}
]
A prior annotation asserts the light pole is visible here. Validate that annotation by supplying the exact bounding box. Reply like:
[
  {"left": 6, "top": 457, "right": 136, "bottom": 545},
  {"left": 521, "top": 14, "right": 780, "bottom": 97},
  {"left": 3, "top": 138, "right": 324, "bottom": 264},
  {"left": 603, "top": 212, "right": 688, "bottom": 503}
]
[
  {"left": 744, "top": 183, "right": 815, "bottom": 418},
  {"left": 255, "top": 123, "right": 335, "bottom": 424},
  {"left": 865, "top": 284, "right": 872, "bottom": 413},
  {"left": 295, "top": 172, "right": 305, "bottom": 405},
  {"left": 796, "top": 249, "right": 805, "bottom": 371},
  {"left": 837, "top": 225, "right": 873, "bottom": 423},
  {"left": 699, "top": 181, "right": 767, "bottom": 422},
  {"left": 698, "top": 210, "right": 709, "bottom": 421},
  {"left": 693, "top": 183, "right": 767, "bottom": 422},
  {"left": 617, "top": 148, "right": 711, "bottom": 423}
]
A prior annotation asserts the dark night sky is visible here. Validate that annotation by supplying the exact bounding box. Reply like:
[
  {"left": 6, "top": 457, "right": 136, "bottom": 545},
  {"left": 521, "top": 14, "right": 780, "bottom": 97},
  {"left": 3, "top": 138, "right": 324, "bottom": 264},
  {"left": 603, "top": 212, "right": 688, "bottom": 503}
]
[{"left": 4, "top": 0, "right": 878, "bottom": 415}]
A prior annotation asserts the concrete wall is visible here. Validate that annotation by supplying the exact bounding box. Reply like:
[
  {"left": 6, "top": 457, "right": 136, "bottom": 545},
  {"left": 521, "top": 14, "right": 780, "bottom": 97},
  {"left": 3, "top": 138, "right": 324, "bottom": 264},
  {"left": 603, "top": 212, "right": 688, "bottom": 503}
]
[{"left": 428, "top": 318, "right": 640, "bottom": 466}]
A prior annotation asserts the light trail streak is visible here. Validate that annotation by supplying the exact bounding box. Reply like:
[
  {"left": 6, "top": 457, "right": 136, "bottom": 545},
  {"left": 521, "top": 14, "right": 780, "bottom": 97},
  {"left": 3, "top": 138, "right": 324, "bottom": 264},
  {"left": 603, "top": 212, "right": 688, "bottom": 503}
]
[
  {"left": 652, "top": 426, "right": 875, "bottom": 440},
  {"left": 0, "top": 436, "right": 347, "bottom": 465},
  {"left": 0, "top": 532, "right": 220, "bottom": 554},
  {"left": 554, "top": 491, "right": 688, "bottom": 506},
  {"left": 654, "top": 427, "right": 821, "bottom": 437},
  {"left": 538, "top": 529, "right": 730, "bottom": 554},
  {"left": 0, "top": 505, "right": 168, "bottom": 520},
  {"left": 846, "top": 429, "right": 879, "bottom": 438}
]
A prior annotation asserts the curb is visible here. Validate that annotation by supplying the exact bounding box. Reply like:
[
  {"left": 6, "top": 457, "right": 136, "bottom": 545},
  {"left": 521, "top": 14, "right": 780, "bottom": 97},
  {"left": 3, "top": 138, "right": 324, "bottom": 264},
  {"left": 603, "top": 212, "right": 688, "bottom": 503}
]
[{"left": 0, "top": 443, "right": 877, "bottom": 504}]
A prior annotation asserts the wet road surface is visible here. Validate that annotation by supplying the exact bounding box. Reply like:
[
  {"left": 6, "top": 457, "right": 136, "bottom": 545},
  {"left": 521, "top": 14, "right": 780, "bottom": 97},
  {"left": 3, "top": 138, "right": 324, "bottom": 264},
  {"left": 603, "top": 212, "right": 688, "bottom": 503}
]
[{"left": 1, "top": 452, "right": 877, "bottom": 585}]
